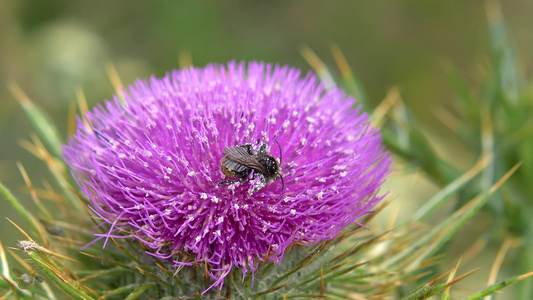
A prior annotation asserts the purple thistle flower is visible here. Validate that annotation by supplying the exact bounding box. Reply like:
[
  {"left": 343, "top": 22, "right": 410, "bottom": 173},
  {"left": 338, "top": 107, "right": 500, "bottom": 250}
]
[{"left": 63, "top": 61, "right": 391, "bottom": 291}]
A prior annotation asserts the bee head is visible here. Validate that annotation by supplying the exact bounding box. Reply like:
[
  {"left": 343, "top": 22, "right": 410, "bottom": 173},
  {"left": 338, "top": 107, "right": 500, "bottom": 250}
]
[
  {"left": 260, "top": 155, "right": 285, "bottom": 191},
  {"left": 261, "top": 155, "right": 279, "bottom": 176}
]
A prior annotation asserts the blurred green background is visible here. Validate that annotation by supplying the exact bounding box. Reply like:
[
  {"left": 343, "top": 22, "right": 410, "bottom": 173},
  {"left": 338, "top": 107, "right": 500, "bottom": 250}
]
[{"left": 1, "top": 0, "right": 532, "bottom": 298}]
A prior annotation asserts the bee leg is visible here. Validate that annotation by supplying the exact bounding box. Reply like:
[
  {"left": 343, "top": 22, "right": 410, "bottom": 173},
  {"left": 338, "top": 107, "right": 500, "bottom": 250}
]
[
  {"left": 258, "top": 143, "right": 268, "bottom": 155},
  {"left": 217, "top": 179, "right": 236, "bottom": 186},
  {"left": 217, "top": 177, "right": 248, "bottom": 186},
  {"left": 217, "top": 169, "right": 251, "bottom": 186},
  {"left": 238, "top": 143, "right": 255, "bottom": 155},
  {"left": 250, "top": 174, "right": 267, "bottom": 194}
]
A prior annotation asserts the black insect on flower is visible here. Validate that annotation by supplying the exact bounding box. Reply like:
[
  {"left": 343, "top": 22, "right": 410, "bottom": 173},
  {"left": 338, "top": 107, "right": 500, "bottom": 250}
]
[{"left": 218, "top": 142, "right": 284, "bottom": 194}]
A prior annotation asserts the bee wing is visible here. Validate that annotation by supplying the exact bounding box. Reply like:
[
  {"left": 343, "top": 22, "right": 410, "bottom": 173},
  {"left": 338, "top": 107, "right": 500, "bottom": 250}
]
[
  {"left": 12, "top": 268, "right": 24, "bottom": 276},
  {"left": 223, "top": 145, "right": 268, "bottom": 173},
  {"left": 17, "top": 280, "right": 32, "bottom": 289},
  {"left": 13, "top": 273, "right": 32, "bottom": 289}
]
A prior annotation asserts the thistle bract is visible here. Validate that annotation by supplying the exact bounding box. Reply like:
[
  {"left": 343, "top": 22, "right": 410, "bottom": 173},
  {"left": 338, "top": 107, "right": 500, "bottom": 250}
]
[{"left": 63, "top": 61, "right": 391, "bottom": 290}]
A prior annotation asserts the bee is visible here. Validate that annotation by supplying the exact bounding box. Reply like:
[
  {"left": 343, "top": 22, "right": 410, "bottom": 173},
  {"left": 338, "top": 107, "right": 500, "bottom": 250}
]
[
  {"left": 12, "top": 268, "right": 44, "bottom": 289},
  {"left": 40, "top": 219, "right": 66, "bottom": 237},
  {"left": 218, "top": 142, "right": 284, "bottom": 194},
  {"left": 46, "top": 225, "right": 66, "bottom": 237}
]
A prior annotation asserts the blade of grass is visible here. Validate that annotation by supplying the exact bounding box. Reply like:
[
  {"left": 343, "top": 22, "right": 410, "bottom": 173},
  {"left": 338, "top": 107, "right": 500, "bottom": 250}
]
[
  {"left": 0, "top": 240, "right": 9, "bottom": 280},
  {"left": 406, "top": 164, "right": 519, "bottom": 272},
  {"left": 384, "top": 163, "right": 519, "bottom": 270},
  {"left": 284, "top": 294, "right": 329, "bottom": 299},
  {"left": 441, "top": 60, "right": 478, "bottom": 121},
  {"left": 254, "top": 281, "right": 293, "bottom": 297},
  {"left": 271, "top": 242, "right": 328, "bottom": 287},
  {"left": 465, "top": 271, "right": 533, "bottom": 300},
  {"left": 105, "top": 63, "right": 126, "bottom": 104},
  {"left": 411, "top": 154, "right": 491, "bottom": 222},
  {"left": 17, "top": 162, "right": 53, "bottom": 224},
  {"left": 0, "top": 183, "right": 43, "bottom": 239},
  {"left": 297, "top": 260, "right": 371, "bottom": 290},
  {"left": 385, "top": 101, "right": 460, "bottom": 185},
  {"left": 8, "top": 83, "right": 63, "bottom": 158},
  {"left": 178, "top": 50, "right": 193, "bottom": 68},
  {"left": 330, "top": 43, "right": 368, "bottom": 109},
  {"left": 75, "top": 88, "right": 93, "bottom": 134},
  {"left": 441, "top": 259, "right": 462, "bottom": 300},
  {"left": 79, "top": 251, "right": 139, "bottom": 273},
  {"left": 484, "top": 238, "right": 513, "bottom": 300},
  {"left": 101, "top": 283, "right": 140, "bottom": 299},
  {"left": 20, "top": 135, "right": 84, "bottom": 212},
  {"left": 402, "top": 269, "right": 477, "bottom": 300},
  {"left": 485, "top": 0, "right": 519, "bottom": 104},
  {"left": 371, "top": 87, "right": 400, "bottom": 128},
  {"left": 301, "top": 46, "right": 335, "bottom": 89},
  {"left": 401, "top": 270, "right": 452, "bottom": 300},
  {"left": 124, "top": 282, "right": 156, "bottom": 300}
]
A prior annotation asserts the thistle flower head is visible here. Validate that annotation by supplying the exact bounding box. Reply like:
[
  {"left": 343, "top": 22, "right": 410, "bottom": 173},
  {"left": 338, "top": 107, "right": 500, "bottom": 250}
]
[{"left": 63, "top": 61, "right": 391, "bottom": 290}]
